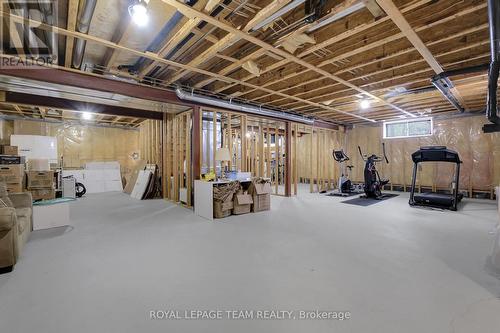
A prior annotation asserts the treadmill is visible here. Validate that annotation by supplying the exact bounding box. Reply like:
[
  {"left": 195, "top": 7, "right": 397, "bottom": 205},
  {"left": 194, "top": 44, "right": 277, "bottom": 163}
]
[{"left": 409, "top": 146, "right": 464, "bottom": 211}]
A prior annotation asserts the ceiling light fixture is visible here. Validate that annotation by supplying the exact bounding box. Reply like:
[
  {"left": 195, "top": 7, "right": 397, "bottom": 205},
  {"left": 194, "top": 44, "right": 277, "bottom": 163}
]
[
  {"left": 360, "top": 99, "right": 371, "bottom": 109},
  {"left": 129, "top": 0, "right": 149, "bottom": 27},
  {"left": 81, "top": 112, "right": 93, "bottom": 121}
]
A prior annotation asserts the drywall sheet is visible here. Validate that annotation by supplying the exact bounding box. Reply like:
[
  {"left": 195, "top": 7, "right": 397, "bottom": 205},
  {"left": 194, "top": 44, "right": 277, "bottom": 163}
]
[
  {"left": 124, "top": 160, "right": 147, "bottom": 194},
  {"left": 131, "top": 170, "right": 152, "bottom": 199},
  {"left": 10, "top": 135, "right": 58, "bottom": 162},
  {"left": 62, "top": 165, "right": 123, "bottom": 194}
]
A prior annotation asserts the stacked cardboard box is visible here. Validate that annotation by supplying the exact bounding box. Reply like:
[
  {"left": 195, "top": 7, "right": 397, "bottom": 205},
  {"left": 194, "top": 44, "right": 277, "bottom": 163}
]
[
  {"left": 233, "top": 190, "right": 253, "bottom": 215},
  {"left": 0, "top": 164, "right": 24, "bottom": 194},
  {"left": 26, "top": 171, "right": 55, "bottom": 201},
  {"left": 248, "top": 179, "right": 272, "bottom": 212},
  {"left": 214, "top": 199, "right": 233, "bottom": 218},
  {"left": 213, "top": 181, "right": 240, "bottom": 219},
  {"left": 1, "top": 145, "right": 18, "bottom": 156},
  {"left": 0, "top": 146, "right": 23, "bottom": 194}
]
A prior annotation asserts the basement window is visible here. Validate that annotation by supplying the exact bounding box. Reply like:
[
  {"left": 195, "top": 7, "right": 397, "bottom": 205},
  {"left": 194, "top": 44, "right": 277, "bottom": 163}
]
[{"left": 383, "top": 118, "right": 433, "bottom": 139}]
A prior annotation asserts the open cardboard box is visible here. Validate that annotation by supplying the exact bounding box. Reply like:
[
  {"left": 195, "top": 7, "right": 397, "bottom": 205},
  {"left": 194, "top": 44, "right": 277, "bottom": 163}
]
[
  {"left": 214, "top": 198, "right": 233, "bottom": 219},
  {"left": 249, "top": 180, "right": 271, "bottom": 212},
  {"left": 233, "top": 191, "right": 253, "bottom": 215}
]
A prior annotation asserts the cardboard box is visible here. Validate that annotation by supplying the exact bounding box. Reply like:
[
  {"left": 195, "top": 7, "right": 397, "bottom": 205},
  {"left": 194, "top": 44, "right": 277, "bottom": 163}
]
[
  {"left": 0, "top": 155, "right": 22, "bottom": 165},
  {"left": 249, "top": 181, "right": 271, "bottom": 212},
  {"left": 0, "top": 164, "right": 24, "bottom": 184},
  {"left": 214, "top": 198, "right": 233, "bottom": 219},
  {"left": 2, "top": 146, "right": 18, "bottom": 156},
  {"left": 6, "top": 183, "right": 23, "bottom": 194},
  {"left": 27, "top": 159, "right": 50, "bottom": 171},
  {"left": 0, "top": 174, "right": 23, "bottom": 184},
  {"left": 27, "top": 171, "right": 54, "bottom": 189},
  {"left": 233, "top": 191, "right": 253, "bottom": 215},
  {"left": 30, "top": 188, "right": 56, "bottom": 201}
]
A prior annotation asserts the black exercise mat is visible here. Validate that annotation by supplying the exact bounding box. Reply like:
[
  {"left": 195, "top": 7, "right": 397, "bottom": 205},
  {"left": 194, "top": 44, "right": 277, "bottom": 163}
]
[{"left": 341, "top": 193, "right": 399, "bottom": 206}]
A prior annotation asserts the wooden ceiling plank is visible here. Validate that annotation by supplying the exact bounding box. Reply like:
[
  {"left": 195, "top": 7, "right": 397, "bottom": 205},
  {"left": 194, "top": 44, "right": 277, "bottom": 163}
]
[
  {"left": 210, "top": 0, "right": 433, "bottom": 93},
  {"left": 0, "top": 11, "right": 373, "bottom": 122},
  {"left": 160, "top": 1, "right": 414, "bottom": 115},
  {"left": 231, "top": 3, "right": 487, "bottom": 99},
  {"left": 138, "top": 17, "right": 203, "bottom": 79},
  {"left": 138, "top": 1, "right": 222, "bottom": 79},
  {"left": 194, "top": 48, "right": 267, "bottom": 88},
  {"left": 376, "top": 0, "right": 443, "bottom": 73},
  {"left": 65, "top": 0, "right": 79, "bottom": 68},
  {"left": 164, "top": 32, "right": 240, "bottom": 84},
  {"left": 166, "top": 0, "right": 293, "bottom": 86},
  {"left": 212, "top": 1, "right": 485, "bottom": 104}
]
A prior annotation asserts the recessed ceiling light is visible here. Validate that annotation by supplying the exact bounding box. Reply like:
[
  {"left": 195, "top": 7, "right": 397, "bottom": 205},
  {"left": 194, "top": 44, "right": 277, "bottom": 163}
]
[{"left": 129, "top": 0, "right": 149, "bottom": 27}]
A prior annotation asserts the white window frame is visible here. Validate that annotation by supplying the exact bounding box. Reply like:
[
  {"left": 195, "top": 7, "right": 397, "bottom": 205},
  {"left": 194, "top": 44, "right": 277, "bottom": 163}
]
[{"left": 383, "top": 117, "right": 433, "bottom": 139}]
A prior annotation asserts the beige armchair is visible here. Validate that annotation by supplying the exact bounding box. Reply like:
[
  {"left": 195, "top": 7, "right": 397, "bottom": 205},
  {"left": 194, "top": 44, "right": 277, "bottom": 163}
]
[{"left": 0, "top": 183, "right": 33, "bottom": 273}]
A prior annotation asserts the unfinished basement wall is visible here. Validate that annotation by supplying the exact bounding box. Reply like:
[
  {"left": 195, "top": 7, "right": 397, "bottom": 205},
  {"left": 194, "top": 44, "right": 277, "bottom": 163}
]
[
  {"left": 0, "top": 119, "right": 14, "bottom": 145},
  {"left": 139, "top": 119, "right": 162, "bottom": 166},
  {"left": 138, "top": 112, "right": 194, "bottom": 206},
  {"left": 12, "top": 120, "right": 140, "bottom": 182},
  {"left": 296, "top": 125, "right": 345, "bottom": 193},
  {"left": 346, "top": 115, "right": 500, "bottom": 197}
]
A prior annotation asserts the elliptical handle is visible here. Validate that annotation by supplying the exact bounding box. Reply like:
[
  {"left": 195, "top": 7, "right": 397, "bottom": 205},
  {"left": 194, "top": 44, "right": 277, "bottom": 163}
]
[
  {"left": 358, "top": 146, "right": 366, "bottom": 161},
  {"left": 382, "top": 142, "right": 389, "bottom": 164}
]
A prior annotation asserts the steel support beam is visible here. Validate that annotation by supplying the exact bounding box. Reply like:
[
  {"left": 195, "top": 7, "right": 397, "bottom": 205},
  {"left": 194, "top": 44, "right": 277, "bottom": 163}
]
[{"left": 3, "top": 92, "right": 163, "bottom": 120}]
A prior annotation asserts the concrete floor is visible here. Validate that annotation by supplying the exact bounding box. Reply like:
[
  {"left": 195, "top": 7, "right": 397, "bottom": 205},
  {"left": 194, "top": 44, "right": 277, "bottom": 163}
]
[{"left": 1, "top": 186, "right": 500, "bottom": 333}]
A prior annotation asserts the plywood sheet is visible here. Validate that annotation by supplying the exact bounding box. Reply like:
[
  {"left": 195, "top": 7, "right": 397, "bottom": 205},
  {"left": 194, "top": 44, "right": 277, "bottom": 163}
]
[{"left": 124, "top": 160, "right": 147, "bottom": 194}]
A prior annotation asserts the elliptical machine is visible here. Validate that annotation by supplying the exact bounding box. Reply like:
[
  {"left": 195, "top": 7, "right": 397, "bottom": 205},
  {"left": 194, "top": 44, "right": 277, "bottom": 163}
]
[
  {"left": 358, "top": 143, "right": 390, "bottom": 199},
  {"left": 331, "top": 150, "right": 364, "bottom": 196}
]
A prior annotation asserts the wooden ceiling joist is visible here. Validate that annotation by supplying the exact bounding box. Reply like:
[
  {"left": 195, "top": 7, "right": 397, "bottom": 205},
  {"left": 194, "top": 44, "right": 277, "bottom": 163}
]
[
  {"left": 223, "top": 2, "right": 487, "bottom": 103},
  {"left": 0, "top": 0, "right": 489, "bottom": 124},
  {"left": 0, "top": 11, "right": 376, "bottom": 123},
  {"left": 64, "top": 0, "right": 79, "bottom": 68},
  {"left": 375, "top": 0, "right": 468, "bottom": 109},
  {"left": 161, "top": 0, "right": 417, "bottom": 118}
]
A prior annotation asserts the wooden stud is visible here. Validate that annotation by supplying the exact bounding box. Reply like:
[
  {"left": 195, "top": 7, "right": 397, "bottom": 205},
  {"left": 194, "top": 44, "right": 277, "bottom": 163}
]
[{"left": 212, "top": 111, "right": 217, "bottom": 173}]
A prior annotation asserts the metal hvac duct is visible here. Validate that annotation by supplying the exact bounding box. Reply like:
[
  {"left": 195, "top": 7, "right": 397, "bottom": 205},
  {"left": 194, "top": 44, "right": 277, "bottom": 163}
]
[
  {"left": 484, "top": 0, "right": 500, "bottom": 132},
  {"left": 175, "top": 87, "right": 315, "bottom": 125},
  {"left": 38, "top": 0, "right": 57, "bottom": 60},
  {"left": 72, "top": 0, "right": 97, "bottom": 69}
]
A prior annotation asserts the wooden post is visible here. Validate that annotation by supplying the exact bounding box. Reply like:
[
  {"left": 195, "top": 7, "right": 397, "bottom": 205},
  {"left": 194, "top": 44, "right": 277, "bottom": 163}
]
[
  {"left": 166, "top": 114, "right": 173, "bottom": 200},
  {"left": 228, "top": 114, "right": 232, "bottom": 171},
  {"left": 173, "top": 116, "right": 179, "bottom": 202},
  {"left": 212, "top": 111, "right": 217, "bottom": 173},
  {"left": 241, "top": 115, "right": 248, "bottom": 172},
  {"left": 309, "top": 126, "right": 314, "bottom": 193},
  {"left": 162, "top": 113, "right": 168, "bottom": 199},
  {"left": 192, "top": 106, "right": 201, "bottom": 180},
  {"left": 259, "top": 124, "right": 264, "bottom": 177},
  {"left": 292, "top": 124, "right": 299, "bottom": 195},
  {"left": 285, "top": 121, "right": 292, "bottom": 197},
  {"left": 186, "top": 112, "right": 192, "bottom": 206},
  {"left": 265, "top": 127, "right": 269, "bottom": 178},
  {"left": 275, "top": 125, "right": 279, "bottom": 195}
]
